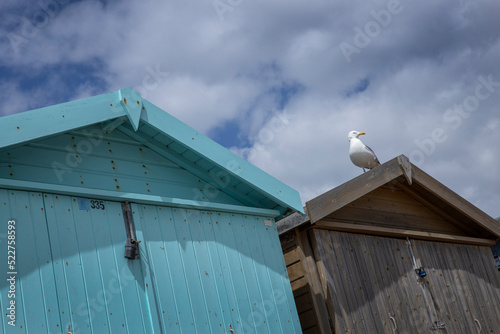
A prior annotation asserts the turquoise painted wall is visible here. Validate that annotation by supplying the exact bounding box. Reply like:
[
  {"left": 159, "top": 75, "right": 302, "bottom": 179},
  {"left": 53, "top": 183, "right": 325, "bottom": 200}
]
[
  {"left": 0, "top": 189, "right": 302, "bottom": 333},
  {"left": 0, "top": 124, "right": 243, "bottom": 208}
]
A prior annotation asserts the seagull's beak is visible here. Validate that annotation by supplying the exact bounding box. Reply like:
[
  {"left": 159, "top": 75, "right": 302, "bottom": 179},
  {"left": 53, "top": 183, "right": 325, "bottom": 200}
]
[{"left": 358, "top": 132, "right": 366, "bottom": 136}]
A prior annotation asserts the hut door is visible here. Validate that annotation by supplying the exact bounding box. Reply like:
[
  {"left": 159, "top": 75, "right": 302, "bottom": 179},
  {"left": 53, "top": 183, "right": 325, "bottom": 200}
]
[
  {"left": 410, "top": 239, "right": 500, "bottom": 334},
  {"left": 41, "top": 194, "right": 154, "bottom": 333},
  {"left": 310, "top": 230, "right": 500, "bottom": 334},
  {"left": 132, "top": 203, "right": 302, "bottom": 334},
  {"left": 0, "top": 190, "right": 156, "bottom": 333}
]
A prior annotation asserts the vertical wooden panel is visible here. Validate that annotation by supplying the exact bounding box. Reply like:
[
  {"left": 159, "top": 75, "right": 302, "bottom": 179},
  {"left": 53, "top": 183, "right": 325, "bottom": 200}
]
[
  {"left": 311, "top": 229, "right": 353, "bottom": 333},
  {"left": 199, "top": 211, "right": 237, "bottom": 330},
  {"left": 231, "top": 214, "right": 271, "bottom": 334},
  {"left": 253, "top": 216, "right": 303, "bottom": 334},
  {"left": 311, "top": 230, "right": 447, "bottom": 333},
  {"left": 42, "top": 194, "right": 154, "bottom": 333},
  {"left": 140, "top": 204, "right": 195, "bottom": 333},
  {"left": 136, "top": 205, "right": 301, "bottom": 334},
  {"left": 44, "top": 194, "right": 90, "bottom": 332},
  {"left": 0, "top": 190, "right": 62, "bottom": 333},
  {"left": 356, "top": 233, "right": 397, "bottom": 333},
  {"left": 210, "top": 211, "right": 249, "bottom": 330},
  {"left": 413, "top": 239, "right": 500, "bottom": 333},
  {"left": 70, "top": 197, "right": 116, "bottom": 333},
  {"left": 171, "top": 207, "right": 212, "bottom": 331},
  {"left": 186, "top": 209, "right": 228, "bottom": 332},
  {"left": 104, "top": 201, "right": 151, "bottom": 333}
]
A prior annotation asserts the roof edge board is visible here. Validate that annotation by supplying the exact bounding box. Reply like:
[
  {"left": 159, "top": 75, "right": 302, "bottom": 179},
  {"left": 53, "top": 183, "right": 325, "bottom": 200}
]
[
  {"left": 0, "top": 90, "right": 128, "bottom": 149},
  {"left": 315, "top": 220, "right": 496, "bottom": 246},
  {"left": 0, "top": 178, "right": 280, "bottom": 217},
  {"left": 277, "top": 211, "right": 309, "bottom": 235},
  {"left": 139, "top": 98, "right": 304, "bottom": 214}
]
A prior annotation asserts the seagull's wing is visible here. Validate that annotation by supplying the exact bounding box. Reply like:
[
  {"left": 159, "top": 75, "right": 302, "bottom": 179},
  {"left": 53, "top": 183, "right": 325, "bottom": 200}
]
[{"left": 364, "top": 144, "right": 380, "bottom": 163}]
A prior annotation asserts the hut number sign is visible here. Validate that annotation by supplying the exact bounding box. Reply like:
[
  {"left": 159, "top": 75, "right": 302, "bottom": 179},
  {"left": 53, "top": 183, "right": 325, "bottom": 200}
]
[
  {"left": 6, "top": 219, "right": 16, "bottom": 326},
  {"left": 77, "top": 198, "right": 106, "bottom": 211},
  {"left": 90, "top": 199, "right": 105, "bottom": 210}
]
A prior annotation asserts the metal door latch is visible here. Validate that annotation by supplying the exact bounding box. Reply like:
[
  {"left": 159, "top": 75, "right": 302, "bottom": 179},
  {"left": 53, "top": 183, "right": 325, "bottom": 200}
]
[
  {"left": 430, "top": 321, "right": 446, "bottom": 330},
  {"left": 122, "top": 201, "right": 140, "bottom": 259}
]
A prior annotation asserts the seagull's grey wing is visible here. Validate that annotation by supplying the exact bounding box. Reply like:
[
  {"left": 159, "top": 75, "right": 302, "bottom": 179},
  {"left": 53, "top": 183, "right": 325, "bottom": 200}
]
[{"left": 364, "top": 144, "right": 380, "bottom": 163}]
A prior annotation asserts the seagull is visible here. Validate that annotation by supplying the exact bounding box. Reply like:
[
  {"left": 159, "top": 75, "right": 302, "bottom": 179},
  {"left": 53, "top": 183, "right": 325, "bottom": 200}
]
[{"left": 348, "top": 130, "right": 380, "bottom": 172}]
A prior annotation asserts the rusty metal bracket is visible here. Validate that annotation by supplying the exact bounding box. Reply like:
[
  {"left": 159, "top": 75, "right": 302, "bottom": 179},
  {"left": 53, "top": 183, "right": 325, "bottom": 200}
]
[{"left": 122, "top": 201, "right": 140, "bottom": 259}]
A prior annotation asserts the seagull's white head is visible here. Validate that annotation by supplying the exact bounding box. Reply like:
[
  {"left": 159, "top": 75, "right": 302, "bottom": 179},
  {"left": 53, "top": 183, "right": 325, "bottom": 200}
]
[{"left": 347, "top": 130, "right": 366, "bottom": 141}]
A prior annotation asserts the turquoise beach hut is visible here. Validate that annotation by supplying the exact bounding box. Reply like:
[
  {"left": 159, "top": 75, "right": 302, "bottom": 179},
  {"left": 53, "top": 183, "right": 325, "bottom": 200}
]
[{"left": 0, "top": 88, "right": 303, "bottom": 334}]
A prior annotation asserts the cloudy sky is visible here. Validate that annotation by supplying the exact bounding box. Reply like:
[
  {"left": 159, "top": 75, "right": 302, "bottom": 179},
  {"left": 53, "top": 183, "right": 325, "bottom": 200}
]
[{"left": 1, "top": 0, "right": 499, "bottom": 219}]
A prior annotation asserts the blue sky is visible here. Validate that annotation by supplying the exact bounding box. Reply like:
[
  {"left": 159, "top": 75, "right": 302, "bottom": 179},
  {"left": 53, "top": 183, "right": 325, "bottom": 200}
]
[{"left": 1, "top": 0, "right": 500, "bottom": 218}]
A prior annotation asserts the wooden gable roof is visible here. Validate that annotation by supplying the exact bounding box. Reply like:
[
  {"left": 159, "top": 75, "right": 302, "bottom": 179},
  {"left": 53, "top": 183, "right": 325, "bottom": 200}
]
[{"left": 280, "top": 155, "right": 500, "bottom": 246}]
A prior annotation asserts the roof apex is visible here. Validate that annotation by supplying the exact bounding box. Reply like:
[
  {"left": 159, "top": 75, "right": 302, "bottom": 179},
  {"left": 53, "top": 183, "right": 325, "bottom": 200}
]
[
  {"left": 0, "top": 88, "right": 303, "bottom": 216},
  {"left": 303, "top": 155, "right": 500, "bottom": 238}
]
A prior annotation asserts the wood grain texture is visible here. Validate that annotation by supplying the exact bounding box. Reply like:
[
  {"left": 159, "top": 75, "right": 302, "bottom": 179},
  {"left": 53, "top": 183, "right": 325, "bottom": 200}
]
[
  {"left": 316, "top": 220, "right": 495, "bottom": 246},
  {"left": 306, "top": 156, "right": 405, "bottom": 223},
  {"left": 279, "top": 229, "right": 333, "bottom": 333},
  {"left": 309, "top": 230, "right": 500, "bottom": 333}
]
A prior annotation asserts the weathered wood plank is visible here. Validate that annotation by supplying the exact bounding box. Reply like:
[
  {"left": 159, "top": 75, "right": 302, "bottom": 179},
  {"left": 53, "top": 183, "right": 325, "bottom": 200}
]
[
  {"left": 373, "top": 184, "right": 421, "bottom": 205},
  {"left": 306, "top": 156, "right": 405, "bottom": 223},
  {"left": 277, "top": 212, "right": 309, "bottom": 235},
  {"left": 287, "top": 261, "right": 306, "bottom": 282},
  {"left": 284, "top": 247, "right": 302, "bottom": 266},
  {"left": 327, "top": 205, "right": 466, "bottom": 235},
  {"left": 395, "top": 180, "right": 482, "bottom": 237},
  {"left": 302, "top": 326, "right": 320, "bottom": 334},
  {"left": 291, "top": 276, "right": 309, "bottom": 291},
  {"left": 315, "top": 220, "right": 496, "bottom": 246},
  {"left": 411, "top": 164, "right": 500, "bottom": 236},
  {"left": 334, "top": 232, "right": 369, "bottom": 333},
  {"left": 462, "top": 244, "right": 495, "bottom": 332},
  {"left": 298, "top": 309, "right": 319, "bottom": 330},
  {"left": 345, "top": 187, "right": 467, "bottom": 227},
  {"left": 356, "top": 234, "right": 394, "bottom": 333},
  {"left": 297, "top": 229, "right": 333, "bottom": 334},
  {"left": 280, "top": 230, "right": 298, "bottom": 253},
  {"left": 369, "top": 235, "right": 424, "bottom": 332},
  {"left": 343, "top": 232, "right": 386, "bottom": 334},
  {"left": 311, "top": 229, "right": 353, "bottom": 333},
  {"left": 444, "top": 243, "right": 482, "bottom": 333},
  {"left": 413, "top": 240, "right": 477, "bottom": 333},
  {"left": 476, "top": 246, "right": 500, "bottom": 328},
  {"left": 293, "top": 283, "right": 311, "bottom": 298},
  {"left": 295, "top": 292, "right": 314, "bottom": 313}
]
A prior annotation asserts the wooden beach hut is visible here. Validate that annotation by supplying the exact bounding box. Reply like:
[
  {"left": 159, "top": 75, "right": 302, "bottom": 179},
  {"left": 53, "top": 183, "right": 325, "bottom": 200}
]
[
  {"left": 0, "top": 88, "right": 303, "bottom": 334},
  {"left": 278, "top": 155, "right": 500, "bottom": 334}
]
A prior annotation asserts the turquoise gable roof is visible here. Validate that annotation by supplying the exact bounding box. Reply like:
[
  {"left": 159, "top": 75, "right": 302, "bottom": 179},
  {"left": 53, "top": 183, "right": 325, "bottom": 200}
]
[{"left": 0, "top": 88, "right": 303, "bottom": 218}]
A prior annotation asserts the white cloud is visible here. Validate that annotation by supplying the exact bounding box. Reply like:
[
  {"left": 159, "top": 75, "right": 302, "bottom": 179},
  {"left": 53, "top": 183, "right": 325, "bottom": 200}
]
[
  {"left": 144, "top": 75, "right": 259, "bottom": 133},
  {"left": 1, "top": 0, "right": 500, "bottom": 218}
]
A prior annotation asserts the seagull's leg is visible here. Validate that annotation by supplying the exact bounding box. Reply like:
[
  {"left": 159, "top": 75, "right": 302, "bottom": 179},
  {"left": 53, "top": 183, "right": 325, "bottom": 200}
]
[{"left": 363, "top": 168, "right": 366, "bottom": 172}]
